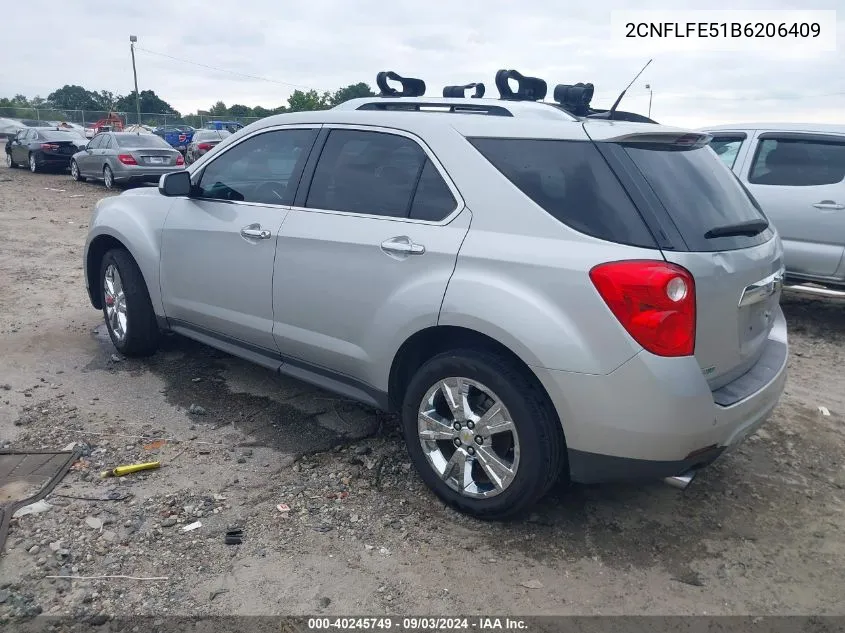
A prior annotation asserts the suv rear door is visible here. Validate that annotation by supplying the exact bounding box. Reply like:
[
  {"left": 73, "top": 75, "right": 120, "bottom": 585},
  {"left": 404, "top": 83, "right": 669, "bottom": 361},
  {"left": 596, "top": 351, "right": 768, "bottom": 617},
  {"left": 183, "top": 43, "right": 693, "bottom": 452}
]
[
  {"left": 271, "top": 126, "right": 470, "bottom": 393},
  {"left": 741, "top": 130, "right": 845, "bottom": 279},
  {"left": 587, "top": 125, "right": 785, "bottom": 392}
]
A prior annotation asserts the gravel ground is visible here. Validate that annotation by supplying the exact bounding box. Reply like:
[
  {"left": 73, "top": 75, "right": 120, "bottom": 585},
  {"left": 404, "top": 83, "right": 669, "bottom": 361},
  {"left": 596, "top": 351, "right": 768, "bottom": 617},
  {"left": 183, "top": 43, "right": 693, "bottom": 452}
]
[{"left": 0, "top": 165, "right": 844, "bottom": 622}]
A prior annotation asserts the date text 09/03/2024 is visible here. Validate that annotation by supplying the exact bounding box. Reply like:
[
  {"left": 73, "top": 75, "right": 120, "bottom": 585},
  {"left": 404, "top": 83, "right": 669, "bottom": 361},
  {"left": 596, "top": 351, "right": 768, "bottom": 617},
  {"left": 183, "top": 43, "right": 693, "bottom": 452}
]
[{"left": 307, "top": 617, "right": 529, "bottom": 631}]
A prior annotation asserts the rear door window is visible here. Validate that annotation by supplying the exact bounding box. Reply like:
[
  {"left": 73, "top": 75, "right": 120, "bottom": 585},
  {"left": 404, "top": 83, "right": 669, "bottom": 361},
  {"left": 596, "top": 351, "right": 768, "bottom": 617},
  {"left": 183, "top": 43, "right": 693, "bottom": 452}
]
[
  {"left": 306, "top": 129, "right": 426, "bottom": 218},
  {"left": 709, "top": 135, "right": 745, "bottom": 168},
  {"left": 469, "top": 137, "right": 656, "bottom": 247},
  {"left": 622, "top": 142, "right": 771, "bottom": 252},
  {"left": 749, "top": 136, "right": 845, "bottom": 186}
]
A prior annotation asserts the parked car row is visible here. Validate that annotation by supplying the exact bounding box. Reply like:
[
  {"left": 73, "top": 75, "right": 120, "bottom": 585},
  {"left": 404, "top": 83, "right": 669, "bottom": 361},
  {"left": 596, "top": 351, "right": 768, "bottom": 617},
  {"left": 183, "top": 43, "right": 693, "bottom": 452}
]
[{"left": 5, "top": 128, "right": 185, "bottom": 188}]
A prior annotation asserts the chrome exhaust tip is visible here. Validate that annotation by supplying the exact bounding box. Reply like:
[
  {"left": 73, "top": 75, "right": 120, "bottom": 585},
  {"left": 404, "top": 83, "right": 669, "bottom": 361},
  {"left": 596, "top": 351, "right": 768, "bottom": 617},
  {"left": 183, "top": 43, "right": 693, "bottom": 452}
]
[
  {"left": 783, "top": 283, "right": 845, "bottom": 299},
  {"left": 664, "top": 472, "right": 695, "bottom": 490}
]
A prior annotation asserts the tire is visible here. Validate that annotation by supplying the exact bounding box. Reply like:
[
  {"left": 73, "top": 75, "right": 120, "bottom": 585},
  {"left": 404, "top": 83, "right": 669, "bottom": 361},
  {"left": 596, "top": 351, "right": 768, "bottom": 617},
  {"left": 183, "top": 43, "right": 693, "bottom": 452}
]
[
  {"left": 70, "top": 159, "right": 85, "bottom": 182},
  {"left": 29, "top": 153, "right": 38, "bottom": 173},
  {"left": 5, "top": 152, "right": 16, "bottom": 168},
  {"left": 103, "top": 165, "right": 114, "bottom": 189},
  {"left": 401, "top": 349, "right": 565, "bottom": 520},
  {"left": 99, "top": 248, "right": 159, "bottom": 357}
]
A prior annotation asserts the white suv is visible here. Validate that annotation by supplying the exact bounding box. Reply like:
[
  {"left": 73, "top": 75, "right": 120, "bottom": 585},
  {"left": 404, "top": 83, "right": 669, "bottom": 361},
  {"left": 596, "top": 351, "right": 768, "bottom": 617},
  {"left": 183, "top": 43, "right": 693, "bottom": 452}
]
[{"left": 704, "top": 123, "right": 845, "bottom": 295}]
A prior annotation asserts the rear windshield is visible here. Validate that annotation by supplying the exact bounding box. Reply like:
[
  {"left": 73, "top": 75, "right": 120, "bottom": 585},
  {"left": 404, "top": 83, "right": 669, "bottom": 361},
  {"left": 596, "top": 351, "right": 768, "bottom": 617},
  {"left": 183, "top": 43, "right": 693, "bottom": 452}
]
[
  {"left": 40, "top": 130, "right": 83, "bottom": 141},
  {"left": 622, "top": 143, "right": 772, "bottom": 251},
  {"left": 468, "top": 138, "right": 657, "bottom": 248},
  {"left": 114, "top": 133, "right": 171, "bottom": 149},
  {"left": 194, "top": 130, "right": 230, "bottom": 141}
]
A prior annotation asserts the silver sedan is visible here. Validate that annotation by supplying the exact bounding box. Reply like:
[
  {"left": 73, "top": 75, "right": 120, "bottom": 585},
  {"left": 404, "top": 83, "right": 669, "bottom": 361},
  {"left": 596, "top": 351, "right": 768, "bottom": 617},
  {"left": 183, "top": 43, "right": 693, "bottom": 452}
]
[{"left": 71, "top": 132, "right": 185, "bottom": 189}]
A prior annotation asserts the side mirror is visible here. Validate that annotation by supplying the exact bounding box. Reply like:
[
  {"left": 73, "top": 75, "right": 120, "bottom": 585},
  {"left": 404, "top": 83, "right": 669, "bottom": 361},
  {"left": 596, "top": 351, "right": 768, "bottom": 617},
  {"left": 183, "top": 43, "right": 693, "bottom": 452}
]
[{"left": 159, "top": 170, "right": 192, "bottom": 197}]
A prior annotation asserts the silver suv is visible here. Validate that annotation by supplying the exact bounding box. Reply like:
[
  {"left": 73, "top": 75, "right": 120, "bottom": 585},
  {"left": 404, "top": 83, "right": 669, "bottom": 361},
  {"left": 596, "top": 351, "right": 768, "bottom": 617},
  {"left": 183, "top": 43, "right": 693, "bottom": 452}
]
[{"left": 84, "top": 83, "right": 788, "bottom": 518}]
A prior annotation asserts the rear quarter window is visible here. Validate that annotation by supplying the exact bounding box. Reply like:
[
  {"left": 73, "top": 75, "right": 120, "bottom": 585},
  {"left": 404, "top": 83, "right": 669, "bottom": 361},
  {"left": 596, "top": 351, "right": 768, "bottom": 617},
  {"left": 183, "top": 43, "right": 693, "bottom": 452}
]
[{"left": 468, "top": 138, "right": 657, "bottom": 248}]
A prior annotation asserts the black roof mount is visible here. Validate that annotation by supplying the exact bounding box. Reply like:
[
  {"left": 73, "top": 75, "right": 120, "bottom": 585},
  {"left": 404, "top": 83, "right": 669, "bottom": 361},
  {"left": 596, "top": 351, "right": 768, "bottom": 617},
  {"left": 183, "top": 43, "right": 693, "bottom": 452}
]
[
  {"left": 443, "top": 83, "right": 485, "bottom": 99},
  {"left": 495, "top": 69, "right": 547, "bottom": 101},
  {"left": 553, "top": 83, "right": 595, "bottom": 117},
  {"left": 376, "top": 71, "right": 426, "bottom": 97},
  {"left": 552, "top": 79, "right": 657, "bottom": 124}
]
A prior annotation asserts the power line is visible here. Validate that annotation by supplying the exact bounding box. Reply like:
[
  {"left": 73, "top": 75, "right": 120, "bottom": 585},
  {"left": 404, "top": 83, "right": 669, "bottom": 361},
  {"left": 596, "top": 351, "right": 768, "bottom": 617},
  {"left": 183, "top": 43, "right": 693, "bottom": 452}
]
[{"left": 135, "top": 46, "right": 324, "bottom": 92}]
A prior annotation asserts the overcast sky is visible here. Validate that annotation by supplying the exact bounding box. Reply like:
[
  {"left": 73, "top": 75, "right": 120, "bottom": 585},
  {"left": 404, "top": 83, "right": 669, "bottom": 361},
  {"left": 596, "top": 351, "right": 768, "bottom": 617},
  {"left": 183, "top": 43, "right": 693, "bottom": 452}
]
[{"left": 1, "top": 0, "right": 841, "bottom": 128}]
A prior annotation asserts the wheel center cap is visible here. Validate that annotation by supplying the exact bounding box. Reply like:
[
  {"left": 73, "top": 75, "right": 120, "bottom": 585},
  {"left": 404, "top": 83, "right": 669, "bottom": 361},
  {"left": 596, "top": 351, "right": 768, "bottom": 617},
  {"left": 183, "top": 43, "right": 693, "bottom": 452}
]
[
  {"left": 105, "top": 295, "right": 115, "bottom": 307},
  {"left": 459, "top": 428, "right": 475, "bottom": 445}
]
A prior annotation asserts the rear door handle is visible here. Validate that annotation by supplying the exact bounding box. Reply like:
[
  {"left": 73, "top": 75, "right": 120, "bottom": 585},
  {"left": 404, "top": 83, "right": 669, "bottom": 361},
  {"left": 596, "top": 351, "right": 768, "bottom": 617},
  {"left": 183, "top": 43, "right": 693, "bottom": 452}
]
[
  {"left": 240, "top": 224, "right": 272, "bottom": 239},
  {"left": 381, "top": 236, "right": 425, "bottom": 256},
  {"left": 813, "top": 200, "right": 845, "bottom": 211}
]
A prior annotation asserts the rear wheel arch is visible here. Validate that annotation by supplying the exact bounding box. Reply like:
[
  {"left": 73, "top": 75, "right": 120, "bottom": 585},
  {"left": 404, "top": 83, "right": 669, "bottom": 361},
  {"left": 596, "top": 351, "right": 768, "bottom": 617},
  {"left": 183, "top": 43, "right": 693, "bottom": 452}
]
[{"left": 388, "top": 326, "right": 562, "bottom": 429}]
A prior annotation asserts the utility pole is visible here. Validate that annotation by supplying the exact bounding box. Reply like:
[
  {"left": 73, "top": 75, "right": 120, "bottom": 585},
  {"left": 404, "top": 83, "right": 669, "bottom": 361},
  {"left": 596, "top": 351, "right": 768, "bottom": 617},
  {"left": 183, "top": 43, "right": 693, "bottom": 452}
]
[
  {"left": 129, "top": 35, "right": 141, "bottom": 127},
  {"left": 645, "top": 83, "right": 653, "bottom": 119}
]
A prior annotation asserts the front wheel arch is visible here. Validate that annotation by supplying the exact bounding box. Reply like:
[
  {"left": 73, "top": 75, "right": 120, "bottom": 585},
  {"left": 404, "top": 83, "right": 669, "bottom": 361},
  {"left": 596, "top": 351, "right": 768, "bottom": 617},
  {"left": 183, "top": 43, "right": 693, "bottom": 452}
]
[{"left": 86, "top": 235, "right": 131, "bottom": 309}]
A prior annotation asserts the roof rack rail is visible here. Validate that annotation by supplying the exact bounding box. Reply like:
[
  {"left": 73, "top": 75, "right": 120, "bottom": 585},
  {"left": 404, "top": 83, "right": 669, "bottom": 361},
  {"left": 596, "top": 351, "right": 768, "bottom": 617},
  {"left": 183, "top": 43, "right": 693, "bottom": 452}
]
[
  {"left": 376, "top": 71, "right": 426, "bottom": 97},
  {"left": 443, "top": 83, "right": 485, "bottom": 98},
  {"left": 356, "top": 101, "right": 513, "bottom": 117},
  {"left": 494, "top": 69, "right": 547, "bottom": 101}
]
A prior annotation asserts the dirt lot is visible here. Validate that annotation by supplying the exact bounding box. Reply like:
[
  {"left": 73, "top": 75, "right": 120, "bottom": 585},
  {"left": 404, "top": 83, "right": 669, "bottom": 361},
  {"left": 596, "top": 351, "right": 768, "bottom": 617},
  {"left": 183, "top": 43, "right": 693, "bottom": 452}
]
[{"left": 0, "top": 164, "right": 844, "bottom": 621}]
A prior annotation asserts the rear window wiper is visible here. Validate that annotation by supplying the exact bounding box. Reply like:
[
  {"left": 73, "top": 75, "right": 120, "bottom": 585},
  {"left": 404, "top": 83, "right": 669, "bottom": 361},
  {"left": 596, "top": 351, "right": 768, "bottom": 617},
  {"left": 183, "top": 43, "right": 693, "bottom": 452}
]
[{"left": 704, "top": 219, "right": 769, "bottom": 239}]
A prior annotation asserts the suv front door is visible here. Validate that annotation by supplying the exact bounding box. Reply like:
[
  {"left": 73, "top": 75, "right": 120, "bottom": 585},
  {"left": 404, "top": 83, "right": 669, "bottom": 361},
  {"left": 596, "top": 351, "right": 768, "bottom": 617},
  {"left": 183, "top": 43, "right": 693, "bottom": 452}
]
[
  {"left": 743, "top": 131, "right": 845, "bottom": 279},
  {"left": 272, "top": 126, "right": 470, "bottom": 396},
  {"left": 159, "top": 126, "right": 320, "bottom": 359}
]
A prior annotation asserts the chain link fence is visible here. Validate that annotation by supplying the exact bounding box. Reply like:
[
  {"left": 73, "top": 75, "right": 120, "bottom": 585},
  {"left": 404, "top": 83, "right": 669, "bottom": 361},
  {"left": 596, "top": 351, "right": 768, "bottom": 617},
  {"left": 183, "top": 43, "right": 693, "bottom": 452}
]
[{"left": 0, "top": 107, "right": 267, "bottom": 131}]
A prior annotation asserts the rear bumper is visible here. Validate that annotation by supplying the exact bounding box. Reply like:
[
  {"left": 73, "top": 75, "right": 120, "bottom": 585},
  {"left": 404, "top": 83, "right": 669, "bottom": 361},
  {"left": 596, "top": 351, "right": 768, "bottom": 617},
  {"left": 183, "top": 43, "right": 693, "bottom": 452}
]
[
  {"left": 37, "top": 154, "right": 73, "bottom": 167},
  {"left": 112, "top": 165, "right": 182, "bottom": 182},
  {"left": 534, "top": 307, "right": 788, "bottom": 483}
]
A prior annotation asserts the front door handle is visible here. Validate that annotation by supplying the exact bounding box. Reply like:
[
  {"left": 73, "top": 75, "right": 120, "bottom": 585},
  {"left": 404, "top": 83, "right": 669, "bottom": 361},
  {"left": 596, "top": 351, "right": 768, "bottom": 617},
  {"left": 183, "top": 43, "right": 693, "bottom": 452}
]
[
  {"left": 381, "top": 236, "right": 425, "bottom": 256},
  {"left": 813, "top": 200, "right": 845, "bottom": 211},
  {"left": 240, "top": 224, "right": 272, "bottom": 239}
]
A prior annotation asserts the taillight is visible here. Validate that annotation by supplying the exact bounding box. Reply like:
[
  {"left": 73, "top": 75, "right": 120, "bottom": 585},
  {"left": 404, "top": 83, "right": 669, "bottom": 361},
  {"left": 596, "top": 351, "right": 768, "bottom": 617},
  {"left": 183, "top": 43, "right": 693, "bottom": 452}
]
[
  {"left": 589, "top": 260, "right": 696, "bottom": 357},
  {"left": 41, "top": 143, "right": 59, "bottom": 151},
  {"left": 197, "top": 143, "right": 212, "bottom": 151},
  {"left": 117, "top": 154, "right": 137, "bottom": 165},
  {"left": 176, "top": 154, "right": 185, "bottom": 165}
]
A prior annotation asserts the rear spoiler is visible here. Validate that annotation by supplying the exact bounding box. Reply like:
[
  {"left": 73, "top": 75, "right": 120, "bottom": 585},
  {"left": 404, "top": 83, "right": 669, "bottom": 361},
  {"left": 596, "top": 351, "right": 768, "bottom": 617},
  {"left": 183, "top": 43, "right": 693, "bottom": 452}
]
[{"left": 589, "top": 131, "right": 713, "bottom": 149}]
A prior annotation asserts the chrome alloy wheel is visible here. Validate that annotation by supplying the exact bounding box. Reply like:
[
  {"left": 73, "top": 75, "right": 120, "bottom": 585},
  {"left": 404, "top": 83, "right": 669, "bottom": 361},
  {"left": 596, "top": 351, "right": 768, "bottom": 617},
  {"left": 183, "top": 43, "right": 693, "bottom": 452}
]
[
  {"left": 103, "top": 264, "right": 127, "bottom": 343},
  {"left": 418, "top": 377, "right": 520, "bottom": 498}
]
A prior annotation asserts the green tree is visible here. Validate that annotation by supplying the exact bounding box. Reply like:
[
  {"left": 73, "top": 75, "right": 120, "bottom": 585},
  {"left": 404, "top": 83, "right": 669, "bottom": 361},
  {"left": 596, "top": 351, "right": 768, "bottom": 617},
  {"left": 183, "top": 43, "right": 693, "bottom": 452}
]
[
  {"left": 115, "top": 90, "right": 179, "bottom": 117},
  {"left": 97, "top": 90, "right": 119, "bottom": 110},
  {"left": 251, "top": 106, "right": 272, "bottom": 119},
  {"left": 328, "top": 82, "right": 375, "bottom": 106},
  {"left": 227, "top": 103, "right": 252, "bottom": 119},
  {"left": 208, "top": 101, "right": 228, "bottom": 116},
  {"left": 286, "top": 89, "right": 329, "bottom": 112},
  {"left": 47, "top": 85, "right": 102, "bottom": 111}
]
